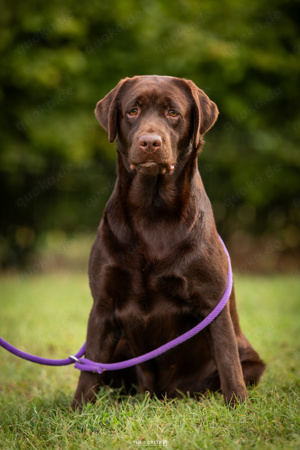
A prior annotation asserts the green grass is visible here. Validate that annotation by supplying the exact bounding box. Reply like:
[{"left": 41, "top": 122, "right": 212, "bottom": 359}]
[{"left": 0, "top": 272, "right": 299, "bottom": 449}]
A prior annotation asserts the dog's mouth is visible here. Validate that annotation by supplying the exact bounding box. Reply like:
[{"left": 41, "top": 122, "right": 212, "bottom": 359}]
[{"left": 130, "top": 161, "right": 175, "bottom": 176}]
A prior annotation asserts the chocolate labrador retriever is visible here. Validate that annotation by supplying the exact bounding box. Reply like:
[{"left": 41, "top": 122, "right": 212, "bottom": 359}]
[{"left": 72, "top": 75, "right": 265, "bottom": 408}]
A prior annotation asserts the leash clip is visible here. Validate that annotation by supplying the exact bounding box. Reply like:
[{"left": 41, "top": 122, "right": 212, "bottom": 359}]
[{"left": 69, "top": 355, "right": 79, "bottom": 363}]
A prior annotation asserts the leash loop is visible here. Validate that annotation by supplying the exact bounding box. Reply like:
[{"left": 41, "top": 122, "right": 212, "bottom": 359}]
[{"left": 0, "top": 235, "right": 232, "bottom": 373}]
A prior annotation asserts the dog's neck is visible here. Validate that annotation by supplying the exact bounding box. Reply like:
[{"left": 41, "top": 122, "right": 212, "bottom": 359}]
[
  {"left": 114, "top": 143, "right": 207, "bottom": 219},
  {"left": 103, "top": 143, "right": 213, "bottom": 255},
  {"left": 117, "top": 147, "right": 202, "bottom": 207}
]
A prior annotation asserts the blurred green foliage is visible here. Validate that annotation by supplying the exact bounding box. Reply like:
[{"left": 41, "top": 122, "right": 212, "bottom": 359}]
[{"left": 0, "top": 0, "right": 299, "bottom": 268}]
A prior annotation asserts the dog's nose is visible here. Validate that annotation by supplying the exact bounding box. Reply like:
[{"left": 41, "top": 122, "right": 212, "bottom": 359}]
[{"left": 138, "top": 134, "right": 162, "bottom": 153}]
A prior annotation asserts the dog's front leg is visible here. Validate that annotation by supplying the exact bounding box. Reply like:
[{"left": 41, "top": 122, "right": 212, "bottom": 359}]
[
  {"left": 209, "top": 304, "right": 249, "bottom": 404},
  {"left": 71, "top": 305, "right": 119, "bottom": 410}
]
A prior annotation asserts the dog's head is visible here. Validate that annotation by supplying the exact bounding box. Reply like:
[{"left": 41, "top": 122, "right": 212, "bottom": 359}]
[{"left": 95, "top": 76, "right": 218, "bottom": 176}]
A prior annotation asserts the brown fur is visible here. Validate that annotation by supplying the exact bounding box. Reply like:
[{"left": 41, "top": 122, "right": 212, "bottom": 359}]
[{"left": 72, "top": 75, "right": 265, "bottom": 409}]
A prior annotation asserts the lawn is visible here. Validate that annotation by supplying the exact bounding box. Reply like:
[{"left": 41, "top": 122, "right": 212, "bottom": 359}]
[{"left": 0, "top": 271, "right": 299, "bottom": 449}]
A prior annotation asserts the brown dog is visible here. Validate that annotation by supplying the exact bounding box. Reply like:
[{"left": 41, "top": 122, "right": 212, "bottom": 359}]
[{"left": 72, "top": 75, "right": 265, "bottom": 408}]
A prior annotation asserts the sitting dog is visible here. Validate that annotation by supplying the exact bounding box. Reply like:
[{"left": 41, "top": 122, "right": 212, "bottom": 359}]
[{"left": 72, "top": 75, "right": 265, "bottom": 408}]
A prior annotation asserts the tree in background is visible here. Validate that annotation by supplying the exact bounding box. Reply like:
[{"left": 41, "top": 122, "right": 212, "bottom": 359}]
[{"left": 0, "top": 0, "right": 299, "bottom": 271}]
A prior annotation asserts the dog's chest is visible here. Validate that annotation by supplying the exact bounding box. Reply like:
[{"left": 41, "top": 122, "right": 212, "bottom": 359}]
[
  {"left": 102, "top": 255, "right": 195, "bottom": 325},
  {"left": 133, "top": 217, "right": 185, "bottom": 261},
  {"left": 102, "top": 214, "right": 199, "bottom": 307}
]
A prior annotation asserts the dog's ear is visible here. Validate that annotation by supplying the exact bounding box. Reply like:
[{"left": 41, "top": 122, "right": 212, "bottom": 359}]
[
  {"left": 95, "top": 78, "right": 129, "bottom": 143},
  {"left": 182, "top": 80, "right": 219, "bottom": 150}
]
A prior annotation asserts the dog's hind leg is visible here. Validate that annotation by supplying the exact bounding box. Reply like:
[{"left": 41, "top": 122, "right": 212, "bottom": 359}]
[{"left": 237, "top": 335, "right": 266, "bottom": 386}]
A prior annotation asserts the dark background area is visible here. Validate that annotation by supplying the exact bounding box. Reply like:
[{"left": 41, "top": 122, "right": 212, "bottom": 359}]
[{"left": 0, "top": 0, "right": 299, "bottom": 273}]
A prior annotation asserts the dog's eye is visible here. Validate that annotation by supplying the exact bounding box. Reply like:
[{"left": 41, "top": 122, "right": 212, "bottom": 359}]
[
  {"left": 168, "top": 109, "right": 177, "bottom": 117},
  {"left": 128, "top": 108, "right": 138, "bottom": 116}
]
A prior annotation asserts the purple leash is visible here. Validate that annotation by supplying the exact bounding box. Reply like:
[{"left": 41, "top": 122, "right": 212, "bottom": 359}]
[
  {"left": 0, "top": 235, "right": 232, "bottom": 374},
  {"left": 0, "top": 339, "right": 86, "bottom": 366}
]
